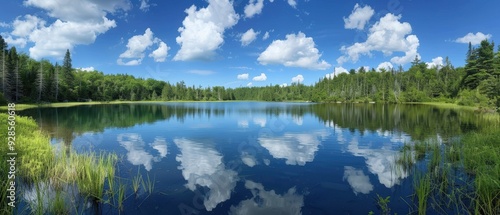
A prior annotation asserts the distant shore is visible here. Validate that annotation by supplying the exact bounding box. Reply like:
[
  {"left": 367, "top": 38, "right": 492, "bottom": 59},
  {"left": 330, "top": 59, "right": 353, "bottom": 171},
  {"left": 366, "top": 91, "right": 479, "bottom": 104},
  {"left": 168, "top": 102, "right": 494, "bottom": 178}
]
[{"left": 0, "top": 100, "right": 495, "bottom": 112}]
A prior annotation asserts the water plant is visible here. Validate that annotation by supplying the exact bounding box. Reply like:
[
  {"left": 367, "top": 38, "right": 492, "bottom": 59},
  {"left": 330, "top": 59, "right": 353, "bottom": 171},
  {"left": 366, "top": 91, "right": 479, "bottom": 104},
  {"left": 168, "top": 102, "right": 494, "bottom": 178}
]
[
  {"left": 396, "top": 143, "right": 415, "bottom": 173},
  {"left": 414, "top": 173, "right": 431, "bottom": 215},
  {"left": 117, "top": 182, "right": 127, "bottom": 211},
  {"left": 144, "top": 173, "right": 155, "bottom": 195},
  {"left": 50, "top": 188, "right": 68, "bottom": 215},
  {"left": 74, "top": 152, "right": 117, "bottom": 202},
  {"left": 0, "top": 113, "right": 145, "bottom": 214},
  {"left": 132, "top": 170, "right": 143, "bottom": 195},
  {"left": 375, "top": 194, "right": 391, "bottom": 215}
]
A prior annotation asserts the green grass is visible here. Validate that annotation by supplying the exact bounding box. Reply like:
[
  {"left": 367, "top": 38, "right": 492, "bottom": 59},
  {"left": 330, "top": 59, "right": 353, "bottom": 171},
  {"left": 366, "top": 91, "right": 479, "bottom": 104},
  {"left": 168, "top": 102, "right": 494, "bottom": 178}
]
[
  {"left": 0, "top": 113, "right": 124, "bottom": 214},
  {"left": 414, "top": 173, "right": 432, "bottom": 215},
  {"left": 396, "top": 143, "right": 415, "bottom": 173},
  {"left": 393, "top": 121, "right": 500, "bottom": 215},
  {"left": 408, "top": 102, "right": 478, "bottom": 111},
  {"left": 50, "top": 188, "right": 68, "bottom": 215},
  {"left": 144, "top": 173, "right": 155, "bottom": 195},
  {"left": 461, "top": 127, "right": 500, "bottom": 214},
  {"left": 73, "top": 152, "right": 117, "bottom": 202},
  {"left": 132, "top": 170, "right": 143, "bottom": 195},
  {"left": 117, "top": 181, "right": 127, "bottom": 211}
]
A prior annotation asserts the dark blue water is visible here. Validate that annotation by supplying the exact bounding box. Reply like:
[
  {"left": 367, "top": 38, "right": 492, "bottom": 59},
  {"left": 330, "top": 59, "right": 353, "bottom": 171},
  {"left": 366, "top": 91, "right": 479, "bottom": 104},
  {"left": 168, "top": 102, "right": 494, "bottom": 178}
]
[{"left": 17, "top": 102, "right": 481, "bottom": 214}]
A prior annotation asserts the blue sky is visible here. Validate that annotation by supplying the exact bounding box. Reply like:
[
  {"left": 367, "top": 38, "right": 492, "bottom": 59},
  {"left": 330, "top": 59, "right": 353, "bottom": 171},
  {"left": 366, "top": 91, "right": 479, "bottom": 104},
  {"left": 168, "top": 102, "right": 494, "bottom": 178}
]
[{"left": 0, "top": 0, "right": 499, "bottom": 88}]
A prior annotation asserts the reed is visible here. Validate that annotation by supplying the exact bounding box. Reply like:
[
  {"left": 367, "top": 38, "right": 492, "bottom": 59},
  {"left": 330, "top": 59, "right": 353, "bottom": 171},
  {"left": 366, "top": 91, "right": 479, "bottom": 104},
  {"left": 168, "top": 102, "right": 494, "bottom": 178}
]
[
  {"left": 414, "top": 173, "right": 431, "bottom": 215},
  {"left": 428, "top": 141, "right": 441, "bottom": 173},
  {"left": 0, "top": 113, "right": 124, "bottom": 214},
  {"left": 132, "top": 172, "right": 142, "bottom": 194},
  {"left": 117, "top": 182, "right": 127, "bottom": 211},
  {"left": 461, "top": 127, "right": 500, "bottom": 214},
  {"left": 74, "top": 152, "right": 117, "bottom": 202},
  {"left": 144, "top": 173, "right": 155, "bottom": 195},
  {"left": 50, "top": 188, "right": 68, "bottom": 215},
  {"left": 396, "top": 143, "right": 414, "bottom": 173}
]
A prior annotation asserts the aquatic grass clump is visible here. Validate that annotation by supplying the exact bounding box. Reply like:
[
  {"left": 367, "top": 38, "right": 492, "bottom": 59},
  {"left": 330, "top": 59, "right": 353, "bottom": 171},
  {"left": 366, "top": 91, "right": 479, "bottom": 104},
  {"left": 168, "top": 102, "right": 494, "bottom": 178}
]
[
  {"left": 414, "top": 173, "right": 431, "bottom": 215},
  {"left": 144, "top": 173, "right": 155, "bottom": 195},
  {"left": 414, "top": 141, "right": 429, "bottom": 160},
  {"left": 132, "top": 171, "right": 143, "bottom": 194},
  {"left": 396, "top": 143, "right": 415, "bottom": 173},
  {"left": 461, "top": 127, "right": 500, "bottom": 214},
  {"left": 117, "top": 181, "right": 127, "bottom": 211},
  {"left": 0, "top": 113, "right": 54, "bottom": 180},
  {"left": 73, "top": 152, "right": 118, "bottom": 202},
  {"left": 0, "top": 113, "right": 54, "bottom": 213},
  {"left": 0, "top": 113, "right": 127, "bottom": 214},
  {"left": 428, "top": 141, "right": 441, "bottom": 173},
  {"left": 50, "top": 188, "right": 68, "bottom": 215}
]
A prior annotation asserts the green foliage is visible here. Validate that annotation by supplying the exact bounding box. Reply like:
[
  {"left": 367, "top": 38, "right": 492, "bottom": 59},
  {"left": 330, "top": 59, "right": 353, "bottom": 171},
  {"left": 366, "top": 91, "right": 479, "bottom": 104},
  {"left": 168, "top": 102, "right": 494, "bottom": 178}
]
[
  {"left": 375, "top": 194, "right": 391, "bottom": 215},
  {"left": 457, "top": 89, "right": 490, "bottom": 107}
]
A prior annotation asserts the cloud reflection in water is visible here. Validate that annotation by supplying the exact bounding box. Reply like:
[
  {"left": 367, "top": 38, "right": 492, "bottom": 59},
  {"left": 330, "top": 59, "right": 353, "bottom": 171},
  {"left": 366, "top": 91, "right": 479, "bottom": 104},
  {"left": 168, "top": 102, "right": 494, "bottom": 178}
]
[
  {"left": 343, "top": 166, "right": 374, "bottom": 195},
  {"left": 229, "top": 180, "right": 304, "bottom": 215},
  {"left": 258, "top": 130, "right": 330, "bottom": 166},
  {"left": 174, "top": 138, "right": 238, "bottom": 211},
  {"left": 117, "top": 133, "right": 167, "bottom": 171}
]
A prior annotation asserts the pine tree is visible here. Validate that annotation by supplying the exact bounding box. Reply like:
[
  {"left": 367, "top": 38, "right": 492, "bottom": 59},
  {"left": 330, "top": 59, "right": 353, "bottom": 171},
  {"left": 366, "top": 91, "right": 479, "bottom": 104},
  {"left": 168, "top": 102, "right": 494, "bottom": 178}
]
[
  {"left": 5, "top": 47, "right": 18, "bottom": 101},
  {"left": 37, "top": 62, "right": 44, "bottom": 102},
  {"left": 54, "top": 63, "right": 60, "bottom": 101},
  {"left": 1, "top": 49, "right": 7, "bottom": 97},
  {"left": 14, "top": 60, "right": 23, "bottom": 102},
  {"left": 62, "top": 49, "right": 74, "bottom": 100},
  {"left": 0, "top": 36, "right": 5, "bottom": 96}
]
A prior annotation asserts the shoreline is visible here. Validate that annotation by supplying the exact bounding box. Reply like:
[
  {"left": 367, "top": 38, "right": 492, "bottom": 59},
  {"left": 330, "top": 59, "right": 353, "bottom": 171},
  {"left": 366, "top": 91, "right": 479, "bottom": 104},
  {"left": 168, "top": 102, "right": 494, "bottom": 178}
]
[{"left": 0, "top": 100, "right": 495, "bottom": 112}]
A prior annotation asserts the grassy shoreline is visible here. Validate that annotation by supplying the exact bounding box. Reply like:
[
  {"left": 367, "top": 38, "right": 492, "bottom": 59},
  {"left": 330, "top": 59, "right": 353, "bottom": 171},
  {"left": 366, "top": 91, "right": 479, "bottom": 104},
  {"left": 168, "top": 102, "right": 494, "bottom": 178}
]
[{"left": 0, "top": 113, "right": 124, "bottom": 214}]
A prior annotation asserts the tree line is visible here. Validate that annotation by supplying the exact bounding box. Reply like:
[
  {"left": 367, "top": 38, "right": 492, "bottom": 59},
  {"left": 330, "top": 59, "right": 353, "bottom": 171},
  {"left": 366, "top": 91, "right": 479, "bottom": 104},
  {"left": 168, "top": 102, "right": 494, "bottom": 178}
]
[{"left": 1, "top": 35, "right": 499, "bottom": 108}]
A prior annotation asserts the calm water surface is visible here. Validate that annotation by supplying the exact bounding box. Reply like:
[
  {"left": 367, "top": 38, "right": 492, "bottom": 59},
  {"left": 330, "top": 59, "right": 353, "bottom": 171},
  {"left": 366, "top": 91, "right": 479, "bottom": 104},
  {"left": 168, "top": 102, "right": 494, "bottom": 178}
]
[{"left": 18, "top": 102, "right": 484, "bottom": 214}]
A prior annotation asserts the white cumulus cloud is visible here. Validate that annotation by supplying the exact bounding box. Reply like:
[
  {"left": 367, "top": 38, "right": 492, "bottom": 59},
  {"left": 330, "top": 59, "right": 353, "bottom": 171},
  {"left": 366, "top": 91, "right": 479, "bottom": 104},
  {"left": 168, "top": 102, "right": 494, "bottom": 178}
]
[
  {"left": 118, "top": 28, "right": 169, "bottom": 65},
  {"left": 455, "top": 32, "right": 492, "bottom": 45},
  {"left": 244, "top": 0, "right": 265, "bottom": 18},
  {"left": 252, "top": 73, "right": 267, "bottom": 81},
  {"left": 343, "top": 4, "right": 374, "bottom": 30},
  {"left": 258, "top": 32, "right": 330, "bottom": 70},
  {"left": 237, "top": 73, "right": 249, "bottom": 80},
  {"left": 149, "top": 41, "right": 169, "bottom": 62},
  {"left": 376, "top": 62, "right": 393, "bottom": 72},
  {"left": 287, "top": 0, "right": 297, "bottom": 8},
  {"left": 6, "top": 0, "right": 131, "bottom": 59},
  {"left": 426, "top": 56, "right": 443, "bottom": 69},
  {"left": 173, "top": 0, "right": 239, "bottom": 61},
  {"left": 325, "top": 66, "right": 348, "bottom": 79},
  {"left": 291, "top": 74, "right": 304, "bottom": 83},
  {"left": 119, "top": 28, "right": 155, "bottom": 59},
  {"left": 337, "top": 13, "right": 420, "bottom": 66},
  {"left": 241, "top": 28, "right": 259, "bottom": 46}
]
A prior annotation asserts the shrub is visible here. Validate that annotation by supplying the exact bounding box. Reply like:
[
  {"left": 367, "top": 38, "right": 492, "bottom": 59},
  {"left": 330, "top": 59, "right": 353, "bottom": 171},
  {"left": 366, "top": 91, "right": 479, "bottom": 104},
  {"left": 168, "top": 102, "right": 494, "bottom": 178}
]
[{"left": 457, "top": 89, "right": 490, "bottom": 107}]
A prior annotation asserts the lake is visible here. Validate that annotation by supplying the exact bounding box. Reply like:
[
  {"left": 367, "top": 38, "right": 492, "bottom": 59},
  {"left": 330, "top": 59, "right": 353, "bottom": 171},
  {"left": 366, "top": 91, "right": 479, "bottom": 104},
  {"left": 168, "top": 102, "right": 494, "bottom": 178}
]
[{"left": 17, "top": 102, "right": 486, "bottom": 214}]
